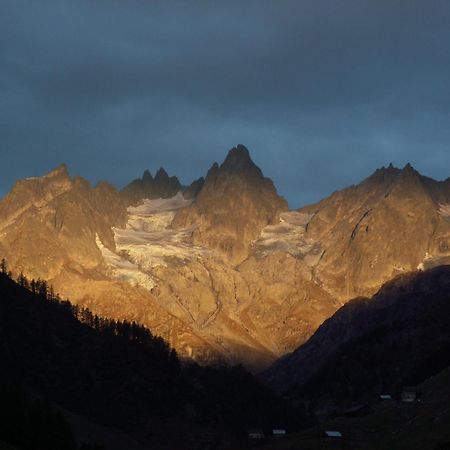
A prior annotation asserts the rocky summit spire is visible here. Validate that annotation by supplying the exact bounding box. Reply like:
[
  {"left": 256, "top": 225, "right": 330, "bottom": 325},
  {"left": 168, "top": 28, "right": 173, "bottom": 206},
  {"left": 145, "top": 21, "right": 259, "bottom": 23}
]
[
  {"left": 46, "top": 163, "right": 70, "bottom": 179},
  {"left": 221, "top": 144, "right": 256, "bottom": 171},
  {"left": 401, "top": 162, "right": 419, "bottom": 177},
  {"left": 142, "top": 169, "right": 153, "bottom": 184},
  {"left": 154, "top": 167, "right": 170, "bottom": 183},
  {"left": 173, "top": 145, "right": 287, "bottom": 264}
]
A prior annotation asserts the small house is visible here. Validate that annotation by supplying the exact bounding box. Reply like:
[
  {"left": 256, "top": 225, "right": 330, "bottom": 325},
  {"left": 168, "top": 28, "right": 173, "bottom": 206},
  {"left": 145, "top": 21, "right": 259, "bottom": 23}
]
[
  {"left": 324, "top": 430, "right": 342, "bottom": 438},
  {"left": 248, "top": 429, "right": 265, "bottom": 439},
  {"left": 401, "top": 386, "right": 418, "bottom": 403},
  {"left": 272, "top": 429, "right": 287, "bottom": 436}
]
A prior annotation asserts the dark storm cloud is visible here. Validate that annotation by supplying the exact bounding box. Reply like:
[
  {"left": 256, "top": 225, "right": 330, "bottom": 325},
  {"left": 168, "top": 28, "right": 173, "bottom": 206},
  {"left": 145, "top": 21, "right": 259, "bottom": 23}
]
[{"left": 1, "top": 0, "right": 450, "bottom": 206}]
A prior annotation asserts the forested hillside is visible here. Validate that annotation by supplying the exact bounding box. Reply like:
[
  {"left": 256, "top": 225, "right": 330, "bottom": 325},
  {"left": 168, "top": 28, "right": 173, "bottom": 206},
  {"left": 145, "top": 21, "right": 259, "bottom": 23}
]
[{"left": 0, "top": 261, "right": 293, "bottom": 449}]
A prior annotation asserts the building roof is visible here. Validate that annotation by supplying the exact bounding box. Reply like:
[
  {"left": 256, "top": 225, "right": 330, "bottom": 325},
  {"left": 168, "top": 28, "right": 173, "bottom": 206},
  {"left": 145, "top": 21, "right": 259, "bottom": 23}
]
[{"left": 325, "top": 431, "right": 342, "bottom": 438}]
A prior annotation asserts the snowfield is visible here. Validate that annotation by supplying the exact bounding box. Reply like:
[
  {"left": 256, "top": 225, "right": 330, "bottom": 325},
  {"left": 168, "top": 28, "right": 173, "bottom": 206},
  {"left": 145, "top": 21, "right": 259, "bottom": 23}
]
[
  {"left": 253, "top": 211, "right": 322, "bottom": 265},
  {"left": 127, "top": 192, "right": 193, "bottom": 215},
  {"left": 98, "top": 195, "right": 324, "bottom": 291},
  {"left": 115, "top": 193, "right": 207, "bottom": 270},
  {"left": 96, "top": 235, "right": 155, "bottom": 289},
  {"left": 97, "top": 194, "right": 209, "bottom": 290}
]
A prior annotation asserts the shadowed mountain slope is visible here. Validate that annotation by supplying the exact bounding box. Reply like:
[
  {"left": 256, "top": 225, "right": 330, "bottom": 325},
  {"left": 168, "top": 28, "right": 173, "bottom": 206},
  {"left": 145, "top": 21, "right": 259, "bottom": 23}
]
[{"left": 264, "top": 265, "right": 450, "bottom": 417}]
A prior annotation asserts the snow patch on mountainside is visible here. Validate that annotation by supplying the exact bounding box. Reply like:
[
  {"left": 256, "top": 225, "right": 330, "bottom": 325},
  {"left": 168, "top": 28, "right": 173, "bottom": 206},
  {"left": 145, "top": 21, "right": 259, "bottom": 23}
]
[
  {"left": 97, "top": 192, "right": 209, "bottom": 289},
  {"left": 416, "top": 205, "right": 450, "bottom": 270},
  {"left": 128, "top": 192, "right": 193, "bottom": 215},
  {"left": 114, "top": 226, "right": 207, "bottom": 270},
  {"left": 95, "top": 235, "right": 155, "bottom": 290},
  {"left": 114, "top": 193, "right": 208, "bottom": 269},
  {"left": 439, "top": 204, "right": 450, "bottom": 219},
  {"left": 253, "top": 211, "right": 322, "bottom": 265},
  {"left": 96, "top": 193, "right": 209, "bottom": 280}
]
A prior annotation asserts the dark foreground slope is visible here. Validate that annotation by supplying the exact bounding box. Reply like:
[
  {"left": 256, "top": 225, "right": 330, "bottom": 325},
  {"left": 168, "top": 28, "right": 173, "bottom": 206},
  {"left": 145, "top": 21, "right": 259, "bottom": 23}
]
[
  {"left": 265, "top": 266, "right": 450, "bottom": 417},
  {"left": 0, "top": 272, "right": 292, "bottom": 450}
]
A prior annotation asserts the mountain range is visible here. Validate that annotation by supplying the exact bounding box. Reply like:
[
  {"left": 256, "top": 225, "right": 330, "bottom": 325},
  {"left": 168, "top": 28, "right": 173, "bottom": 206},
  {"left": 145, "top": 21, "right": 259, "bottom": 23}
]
[
  {"left": 1, "top": 145, "right": 450, "bottom": 371},
  {"left": 2, "top": 144, "right": 450, "bottom": 449}
]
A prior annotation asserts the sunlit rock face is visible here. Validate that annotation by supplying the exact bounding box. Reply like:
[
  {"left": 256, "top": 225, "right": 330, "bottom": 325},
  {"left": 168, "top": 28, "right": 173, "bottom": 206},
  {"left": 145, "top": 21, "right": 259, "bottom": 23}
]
[
  {"left": 96, "top": 188, "right": 335, "bottom": 369},
  {"left": 0, "top": 165, "right": 127, "bottom": 279},
  {"left": 173, "top": 145, "right": 289, "bottom": 265},
  {"left": 299, "top": 163, "right": 450, "bottom": 300},
  {"left": 253, "top": 211, "right": 321, "bottom": 264},
  {"left": 0, "top": 149, "right": 336, "bottom": 369},
  {"left": 0, "top": 166, "right": 224, "bottom": 365}
]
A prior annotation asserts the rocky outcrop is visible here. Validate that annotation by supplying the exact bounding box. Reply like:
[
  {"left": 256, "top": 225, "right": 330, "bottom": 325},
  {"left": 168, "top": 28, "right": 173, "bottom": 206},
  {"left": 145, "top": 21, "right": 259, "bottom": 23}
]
[
  {"left": 173, "top": 145, "right": 288, "bottom": 264},
  {"left": 121, "top": 167, "right": 182, "bottom": 205}
]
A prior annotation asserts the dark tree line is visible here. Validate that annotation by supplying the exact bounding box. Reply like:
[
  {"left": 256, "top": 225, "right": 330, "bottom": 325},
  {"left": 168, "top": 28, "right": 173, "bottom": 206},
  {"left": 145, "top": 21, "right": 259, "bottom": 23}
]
[{"left": 1, "top": 258, "right": 178, "bottom": 369}]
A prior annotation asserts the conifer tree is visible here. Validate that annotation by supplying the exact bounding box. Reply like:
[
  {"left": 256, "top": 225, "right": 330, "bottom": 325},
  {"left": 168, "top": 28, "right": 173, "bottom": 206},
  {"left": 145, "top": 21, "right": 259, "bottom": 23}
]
[{"left": 0, "top": 258, "right": 7, "bottom": 275}]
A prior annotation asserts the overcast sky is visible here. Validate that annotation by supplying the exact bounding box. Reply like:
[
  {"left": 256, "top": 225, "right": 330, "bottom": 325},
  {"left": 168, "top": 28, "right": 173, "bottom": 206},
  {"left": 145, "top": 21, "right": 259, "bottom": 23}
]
[{"left": 1, "top": 0, "right": 450, "bottom": 207}]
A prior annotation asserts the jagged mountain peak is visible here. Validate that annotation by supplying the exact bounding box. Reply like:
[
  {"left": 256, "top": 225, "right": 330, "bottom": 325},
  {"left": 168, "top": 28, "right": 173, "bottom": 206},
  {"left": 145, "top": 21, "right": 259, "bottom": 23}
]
[
  {"left": 363, "top": 162, "right": 424, "bottom": 192},
  {"left": 388, "top": 162, "right": 428, "bottom": 197},
  {"left": 4, "top": 164, "right": 73, "bottom": 207},
  {"left": 46, "top": 163, "right": 70, "bottom": 179},
  {"left": 220, "top": 144, "right": 261, "bottom": 175},
  {"left": 367, "top": 164, "right": 401, "bottom": 186},
  {"left": 18, "top": 163, "right": 71, "bottom": 185},
  {"left": 122, "top": 166, "right": 182, "bottom": 204},
  {"left": 173, "top": 144, "right": 287, "bottom": 263},
  {"left": 201, "top": 144, "right": 283, "bottom": 196},
  {"left": 154, "top": 167, "right": 173, "bottom": 184},
  {"left": 398, "top": 162, "right": 421, "bottom": 179},
  {"left": 205, "top": 162, "right": 219, "bottom": 177},
  {"left": 142, "top": 169, "right": 153, "bottom": 183}
]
